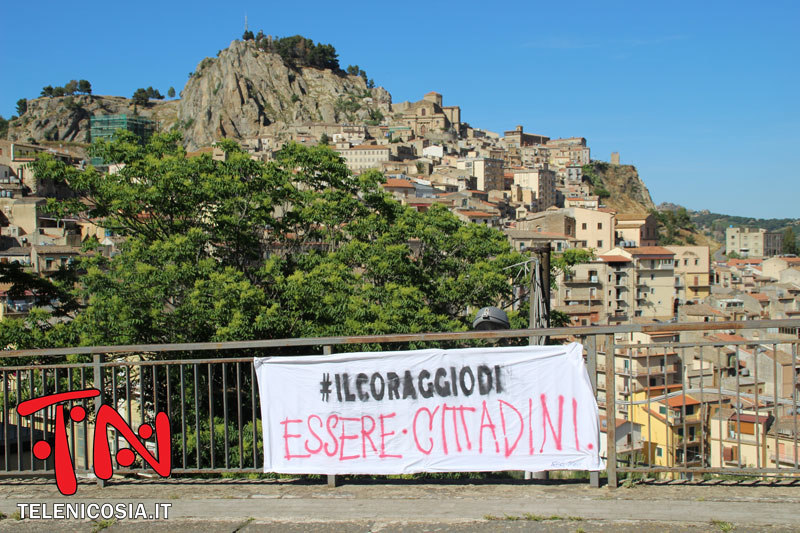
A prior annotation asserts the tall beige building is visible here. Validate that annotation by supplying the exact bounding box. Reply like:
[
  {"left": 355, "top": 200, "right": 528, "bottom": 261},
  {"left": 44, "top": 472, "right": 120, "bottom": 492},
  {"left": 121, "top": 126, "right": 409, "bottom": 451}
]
[
  {"left": 456, "top": 158, "right": 504, "bottom": 192},
  {"left": 667, "top": 246, "right": 711, "bottom": 304},
  {"left": 511, "top": 168, "right": 556, "bottom": 211},
  {"left": 565, "top": 207, "right": 615, "bottom": 253},
  {"left": 725, "top": 227, "right": 783, "bottom": 257}
]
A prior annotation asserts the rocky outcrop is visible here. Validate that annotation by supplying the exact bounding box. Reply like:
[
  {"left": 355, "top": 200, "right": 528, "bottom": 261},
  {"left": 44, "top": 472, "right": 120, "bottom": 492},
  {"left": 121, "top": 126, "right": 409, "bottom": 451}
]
[
  {"left": 6, "top": 95, "right": 179, "bottom": 151},
  {"left": 585, "top": 162, "right": 655, "bottom": 214},
  {"left": 177, "top": 40, "right": 392, "bottom": 150}
]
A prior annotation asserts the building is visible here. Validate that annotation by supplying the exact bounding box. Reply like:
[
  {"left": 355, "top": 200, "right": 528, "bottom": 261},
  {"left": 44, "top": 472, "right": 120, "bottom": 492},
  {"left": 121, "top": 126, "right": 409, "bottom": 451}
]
[
  {"left": 90, "top": 114, "right": 156, "bottom": 144},
  {"left": 502, "top": 125, "right": 549, "bottom": 148},
  {"left": 667, "top": 246, "right": 711, "bottom": 304},
  {"left": 456, "top": 158, "right": 504, "bottom": 193},
  {"left": 0, "top": 140, "right": 81, "bottom": 197},
  {"left": 515, "top": 210, "right": 576, "bottom": 237},
  {"left": 726, "top": 227, "right": 784, "bottom": 258},
  {"left": 565, "top": 207, "right": 615, "bottom": 253},
  {"left": 504, "top": 229, "right": 578, "bottom": 254},
  {"left": 511, "top": 168, "right": 556, "bottom": 211},
  {"left": 336, "top": 144, "right": 392, "bottom": 172},
  {"left": 393, "top": 92, "right": 461, "bottom": 137},
  {"left": 615, "top": 213, "right": 658, "bottom": 247}
]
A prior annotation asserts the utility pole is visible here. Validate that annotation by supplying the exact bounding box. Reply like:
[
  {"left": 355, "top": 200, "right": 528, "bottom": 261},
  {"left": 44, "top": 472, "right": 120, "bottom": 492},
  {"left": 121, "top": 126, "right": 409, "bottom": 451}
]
[
  {"left": 528, "top": 244, "right": 551, "bottom": 345},
  {"left": 527, "top": 244, "right": 551, "bottom": 481}
]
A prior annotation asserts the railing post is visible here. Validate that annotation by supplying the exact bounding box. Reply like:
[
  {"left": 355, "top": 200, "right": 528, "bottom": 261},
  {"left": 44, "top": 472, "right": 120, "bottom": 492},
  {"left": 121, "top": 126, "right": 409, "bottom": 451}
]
[
  {"left": 586, "top": 335, "right": 600, "bottom": 488},
  {"left": 605, "top": 334, "right": 617, "bottom": 488},
  {"left": 323, "top": 345, "right": 338, "bottom": 488},
  {"left": 93, "top": 353, "right": 106, "bottom": 488}
]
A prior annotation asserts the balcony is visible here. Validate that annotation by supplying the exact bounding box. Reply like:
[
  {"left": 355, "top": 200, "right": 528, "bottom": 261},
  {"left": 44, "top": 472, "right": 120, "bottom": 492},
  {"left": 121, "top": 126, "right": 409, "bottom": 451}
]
[{"left": 565, "top": 275, "right": 601, "bottom": 285}]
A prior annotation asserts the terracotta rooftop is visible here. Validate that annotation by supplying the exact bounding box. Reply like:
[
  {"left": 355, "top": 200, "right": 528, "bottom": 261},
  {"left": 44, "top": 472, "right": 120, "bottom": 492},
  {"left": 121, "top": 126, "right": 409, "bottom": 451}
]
[
  {"left": 383, "top": 178, "right": 415, "bottom": 189},
  {"left": 599, "top": 255, "right": 631, "bottom": 263},
  {"left": 627, "top": 246, "right": 675, "bottom": 257}
]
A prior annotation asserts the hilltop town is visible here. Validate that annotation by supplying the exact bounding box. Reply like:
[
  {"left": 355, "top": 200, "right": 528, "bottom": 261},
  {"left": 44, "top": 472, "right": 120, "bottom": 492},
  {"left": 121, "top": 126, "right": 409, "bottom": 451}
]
[{"left": 0, "top": 31, "right": 799, "bottom": 492}]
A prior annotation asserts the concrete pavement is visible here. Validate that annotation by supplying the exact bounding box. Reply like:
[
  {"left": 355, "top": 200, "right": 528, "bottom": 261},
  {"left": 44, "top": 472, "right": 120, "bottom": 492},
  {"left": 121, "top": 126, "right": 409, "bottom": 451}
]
[{"left": 0, "top": 477, "right": 799, "bottom": 531}]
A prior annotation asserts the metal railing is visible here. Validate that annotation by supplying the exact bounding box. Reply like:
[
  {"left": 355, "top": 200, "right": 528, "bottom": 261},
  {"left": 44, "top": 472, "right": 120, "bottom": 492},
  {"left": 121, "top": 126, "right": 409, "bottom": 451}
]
[{"left": 0, "top": 318, "right": 798, "bottom": 487}]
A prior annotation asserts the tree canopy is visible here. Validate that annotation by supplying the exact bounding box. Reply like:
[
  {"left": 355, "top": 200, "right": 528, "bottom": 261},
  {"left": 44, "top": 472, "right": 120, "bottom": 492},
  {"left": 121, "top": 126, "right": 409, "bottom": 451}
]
[
  {"left": 254, "top": 34, "right": 340, "bottom": 71},
  {"left": 5, "top": 134, "right": 539, "bottom": 350}
]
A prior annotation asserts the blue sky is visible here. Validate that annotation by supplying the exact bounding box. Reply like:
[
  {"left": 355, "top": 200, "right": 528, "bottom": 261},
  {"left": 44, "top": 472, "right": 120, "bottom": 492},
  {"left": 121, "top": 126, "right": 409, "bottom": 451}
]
[{"left": 1, "top": 1, "right": 798, "bottom": 218}]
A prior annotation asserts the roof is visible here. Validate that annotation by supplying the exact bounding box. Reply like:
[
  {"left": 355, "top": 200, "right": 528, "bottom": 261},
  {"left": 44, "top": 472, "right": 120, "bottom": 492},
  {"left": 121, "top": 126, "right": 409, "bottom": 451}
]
[
  {"left": 598, "top": 255, "right": 631, "bottom": 263},
  {"left": 709, "top": 333, "right": 748, "bottom": 343},
  {"left": 31, "top": 245, "right": 81, "bottom": 254},
  {"left": 504, "top": 230, "right": 575, "bottom": 240},
  {"left": 680, "top": 303, "right": 727, "bottom": 317},
  {"left": 0, "top": 247, "right": 30, "bottom": 256},
  {"left": 424, "top": 91, "right": 441, "bottom": 96},
  {"left": 348, "top": 144, "right": 389, "bottom": 151},
  {"left": 750, "top": 293, "right": 769, "bottom": 302},
  {"left": 665, "top": 395, "right": 701, "bottom": 408},
  {"left": 627, "top": 246, "right": 675, "bottom": 257},
  {"left": 383, "top": 178, "right": 415, "bottom": 189},
  {"left": 615, "top": 213, "right": 652, "bottom": 221},
  {"left": 729, "top": 413, "right": 770, "bottom": 424},
  {"left": 457, "top": 210, "right": 496, "bottom": 218}
]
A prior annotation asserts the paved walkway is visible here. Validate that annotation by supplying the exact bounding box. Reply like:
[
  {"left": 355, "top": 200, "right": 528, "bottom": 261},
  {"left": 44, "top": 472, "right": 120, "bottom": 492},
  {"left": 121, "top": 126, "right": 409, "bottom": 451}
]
[{"left": 0, "top": 477, "right": 799, "bottom": 531}]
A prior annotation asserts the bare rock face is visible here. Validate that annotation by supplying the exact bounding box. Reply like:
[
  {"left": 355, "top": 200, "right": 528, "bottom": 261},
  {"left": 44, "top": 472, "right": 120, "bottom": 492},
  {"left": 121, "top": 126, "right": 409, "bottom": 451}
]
[
  {"left": 6, "top": 95, "right": 178, "bottom": 149},
  {"left": 177, "top": 40, "right": 392, "bottom": 150},
  {"left": 588, "top": 162, "right": 656, "bottom": 214}
]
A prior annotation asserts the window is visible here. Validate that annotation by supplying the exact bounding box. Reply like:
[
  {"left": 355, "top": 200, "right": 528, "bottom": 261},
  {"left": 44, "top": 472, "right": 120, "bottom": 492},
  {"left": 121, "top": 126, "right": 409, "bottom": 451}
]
[
  {"left": 582, "top": 223, "right": 587, "bottom": 230},
  {"left": 684, "top": 259, "right": 689, "bottom": 266},
  {"left": 597, "top": 240, "right": 603, "bottom": 248},
  {"left": 695, "top": 259, "right": 699, "bottom": 266},
  {"left": 598, "top": 223, "right": 603, "bottom": 229},
  {"left": 659, "top": 406, "right": 667, "bottom": 415}
]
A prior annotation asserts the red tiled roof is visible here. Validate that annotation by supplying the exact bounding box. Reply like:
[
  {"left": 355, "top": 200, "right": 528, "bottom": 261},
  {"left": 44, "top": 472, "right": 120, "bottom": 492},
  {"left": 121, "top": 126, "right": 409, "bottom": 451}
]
[
  {"left": 729, "top": 413, "right": 770, "bottom": 424},
  {"left": 383, "top": 178, "right": 415, "bottom": 189},
  {"left": 627, "top": 246, "right": 676, "bottom": 257},
  {"left": 599, "top": 255, "right": 631, "bottom": 263},
  {"left": 665, "top": 395, "right": 701, "bottom": 408}
]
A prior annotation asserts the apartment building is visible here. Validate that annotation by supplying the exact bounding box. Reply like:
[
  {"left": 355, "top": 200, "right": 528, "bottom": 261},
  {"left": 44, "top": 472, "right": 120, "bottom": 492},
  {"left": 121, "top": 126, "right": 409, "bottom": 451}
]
[
  {"left": 511, "top": 167, "right": 556, "bottom": 211},
  {"left": 456, "top": 157, "right": 504, "bottom": 192},
  {"left": 726, "top": 226, "right": 784, "bottom": 258},
  {"left": 565, "top": 207, "right": 615, "bottom": 253},
  {"left": 667, "top": 246, "right": 711, "bottom": 303}
]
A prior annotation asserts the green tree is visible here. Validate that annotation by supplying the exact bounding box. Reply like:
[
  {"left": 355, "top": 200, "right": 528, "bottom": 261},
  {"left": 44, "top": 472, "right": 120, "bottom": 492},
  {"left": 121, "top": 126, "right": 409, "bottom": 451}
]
[
  {"left": 145, "top": 86, "right": 164, "bottom": 100},
  {"left": 242, "top": 29, "right": 255, "bottom": 41},
  {"left": 319, "top": 132, "right": 330, "bottom": 145},
  {"left": 52, "top": 86, "right": 67, "bottom": 97},
  {"left": 64, "top": 80, "right": 79, "bottom": 95},
  {"left": 78, "top": 80, "right": 92, "bottom": 94},
  {"left": 782, "top": 227, "right": 798, "bottom": 255},
  {"left": 41, "top": 85, "right": 54, "bottom": 97},
  {"left": 132, "top": 88, "right": 150, "bottom": 106},
  {"left": 167, "top": 86, "right": 176, "bottom": 98},
  {"left": 17, "top": 134, "right": 527, "bottom": 348},
  {"left": 16, "top": 98, "right": 27, "bottom": 116},
  {"left": 0, "top": 115, "right": 8, "bottom": 139}
]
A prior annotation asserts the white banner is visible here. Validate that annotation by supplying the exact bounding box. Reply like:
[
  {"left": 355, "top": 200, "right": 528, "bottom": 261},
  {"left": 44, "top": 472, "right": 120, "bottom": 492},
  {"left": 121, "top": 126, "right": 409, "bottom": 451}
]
[{"left": 254, "top": 343, "right": 604, "bottom": 474}]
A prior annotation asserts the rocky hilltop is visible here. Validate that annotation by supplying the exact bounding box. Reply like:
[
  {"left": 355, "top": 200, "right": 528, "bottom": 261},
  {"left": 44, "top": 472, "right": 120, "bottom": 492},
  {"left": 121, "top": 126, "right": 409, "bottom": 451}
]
[
  {"left": 6, "top": 39, "right": 391, "bottom": 153},
  {"left": 177, "top": 40, "right": 391, "bottom": 151},
  {"left": 6, "top": 95, "right": 177, "bottom": 151},
  {"left": 584, "top": 162, "right": 655, "bottom": 214}
]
